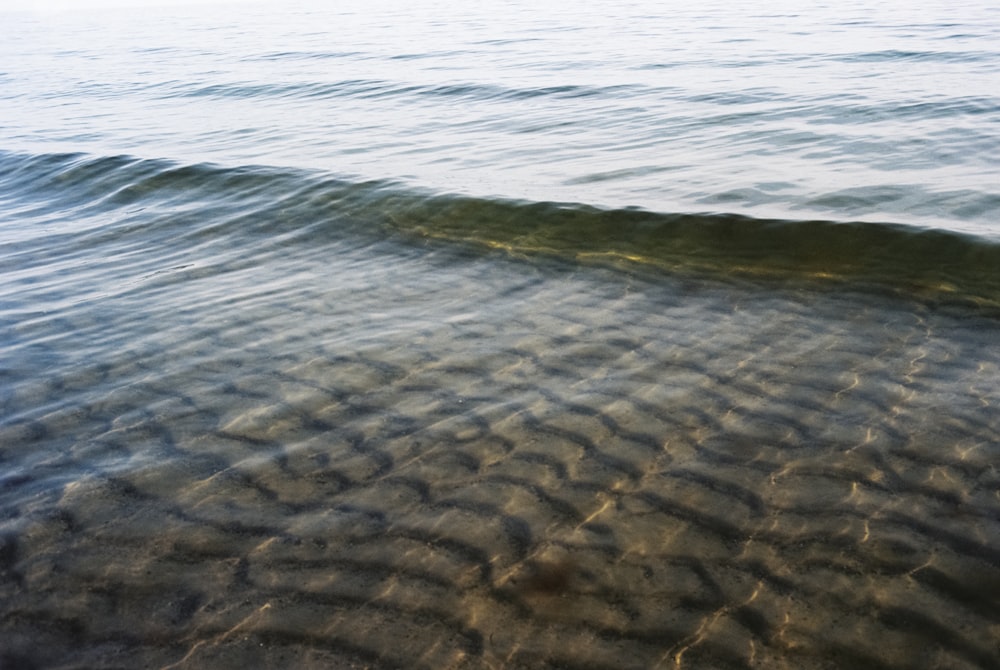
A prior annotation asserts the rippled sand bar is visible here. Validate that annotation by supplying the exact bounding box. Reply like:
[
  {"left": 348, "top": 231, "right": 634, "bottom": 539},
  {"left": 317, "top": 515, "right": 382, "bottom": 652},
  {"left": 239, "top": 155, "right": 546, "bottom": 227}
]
[{"left": 2, "top": 241, "right": 999, "bottom": 669}]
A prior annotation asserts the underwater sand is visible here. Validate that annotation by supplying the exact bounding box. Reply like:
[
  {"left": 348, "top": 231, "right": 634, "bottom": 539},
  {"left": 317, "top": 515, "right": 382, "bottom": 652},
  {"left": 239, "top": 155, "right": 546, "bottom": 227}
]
[{"left": 3, "top": 241, "right": 999, "bottom": 669}]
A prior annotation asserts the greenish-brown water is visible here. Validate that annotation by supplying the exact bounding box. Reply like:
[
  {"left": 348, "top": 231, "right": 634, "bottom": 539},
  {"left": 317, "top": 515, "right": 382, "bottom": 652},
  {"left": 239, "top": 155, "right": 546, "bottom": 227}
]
[
  {"left": 3, "top": 227, "right": 999, "bottom": 668},
  {"left": 3, "top": 0, "right": 1000, "bottom": 665}
]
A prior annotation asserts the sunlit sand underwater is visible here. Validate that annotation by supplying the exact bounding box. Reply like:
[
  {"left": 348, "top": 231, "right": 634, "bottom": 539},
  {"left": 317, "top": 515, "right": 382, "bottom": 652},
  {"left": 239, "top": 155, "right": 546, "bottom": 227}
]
[
  {"left": 3, "top": 233, "right": 999, "bottom": 668},
  {"left": 3, "top": 0, "right": 1000, "bottom": 666}
]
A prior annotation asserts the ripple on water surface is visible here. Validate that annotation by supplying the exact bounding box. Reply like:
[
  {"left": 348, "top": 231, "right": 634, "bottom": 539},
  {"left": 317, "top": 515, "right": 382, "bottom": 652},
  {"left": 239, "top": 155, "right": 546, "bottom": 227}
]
[{"left": 2, "top": 230, "right": 999, "bottom": 668}]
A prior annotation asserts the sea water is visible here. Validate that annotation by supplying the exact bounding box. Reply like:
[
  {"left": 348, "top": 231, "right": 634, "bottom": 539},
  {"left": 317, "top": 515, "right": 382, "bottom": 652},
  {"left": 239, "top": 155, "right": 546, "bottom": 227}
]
[{"left": 2, "top": 1, "right": 1000, "bottom": 667}]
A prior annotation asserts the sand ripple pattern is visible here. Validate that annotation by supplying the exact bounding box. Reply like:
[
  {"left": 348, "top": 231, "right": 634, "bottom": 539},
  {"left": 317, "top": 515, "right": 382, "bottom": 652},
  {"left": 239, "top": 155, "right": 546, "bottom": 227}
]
[{"left": 2, "top": 248, "right": 1000, "bottom": 669}]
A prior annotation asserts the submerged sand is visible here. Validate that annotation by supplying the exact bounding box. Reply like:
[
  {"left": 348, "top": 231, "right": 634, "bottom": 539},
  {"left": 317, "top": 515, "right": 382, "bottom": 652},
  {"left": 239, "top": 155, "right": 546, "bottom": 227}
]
[{"left": 2, "top": 245, "right": 999, "bottom": 669}]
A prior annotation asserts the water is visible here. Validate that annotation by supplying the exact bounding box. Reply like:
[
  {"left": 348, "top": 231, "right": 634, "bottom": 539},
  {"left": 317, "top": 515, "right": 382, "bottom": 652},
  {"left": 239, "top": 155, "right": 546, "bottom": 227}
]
[
  {"left": 2, "top": 1, "right": 1000, "bottom": 668},
  {"left": 4, "top": 0, "right": 1000, "bottom": 228}
]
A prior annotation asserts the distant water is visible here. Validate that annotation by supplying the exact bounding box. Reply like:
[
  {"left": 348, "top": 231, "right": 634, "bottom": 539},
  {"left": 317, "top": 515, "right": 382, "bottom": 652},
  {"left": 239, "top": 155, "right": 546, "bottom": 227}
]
[
  {"left": 2, "top": 1, "right": 1000, "bottom": 668},
  {"left": 3, "top": 0, "right": 1000, "bottom": 230}
]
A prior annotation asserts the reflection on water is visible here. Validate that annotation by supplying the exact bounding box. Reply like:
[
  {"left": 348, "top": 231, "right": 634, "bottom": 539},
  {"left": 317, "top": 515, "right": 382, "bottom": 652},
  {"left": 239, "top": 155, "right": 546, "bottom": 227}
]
[
  {"left": 2, "top": 0, "right": 999, "bottom": 229},
  {"left": 2, "top": 238, "right": 999, "bottom": 668}
]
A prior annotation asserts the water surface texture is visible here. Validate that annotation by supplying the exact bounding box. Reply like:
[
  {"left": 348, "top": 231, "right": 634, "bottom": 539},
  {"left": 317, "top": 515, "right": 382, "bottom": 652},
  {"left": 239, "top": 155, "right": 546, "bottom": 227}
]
[{"left": 2, "top": 1, "right": 1000, "bottom": 668}]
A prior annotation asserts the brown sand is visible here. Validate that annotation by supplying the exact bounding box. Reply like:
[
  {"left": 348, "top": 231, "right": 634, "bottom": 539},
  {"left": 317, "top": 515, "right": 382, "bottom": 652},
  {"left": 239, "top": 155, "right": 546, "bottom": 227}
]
[{"left": 2, "top": 247, "right": 999, "bottom": 669}]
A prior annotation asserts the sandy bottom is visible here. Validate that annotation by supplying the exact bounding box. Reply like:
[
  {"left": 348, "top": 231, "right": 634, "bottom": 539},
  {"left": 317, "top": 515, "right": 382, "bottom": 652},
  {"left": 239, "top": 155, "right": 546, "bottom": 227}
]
[{"left": 2, "top": 243, "right": 1000, "bottom": 669}]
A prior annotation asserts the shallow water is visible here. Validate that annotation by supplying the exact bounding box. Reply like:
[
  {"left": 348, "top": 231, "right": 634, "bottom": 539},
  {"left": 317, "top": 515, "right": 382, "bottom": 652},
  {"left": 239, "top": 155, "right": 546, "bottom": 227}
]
[
  {"left": 2, "top": 1, "right": 1000, "bottom": 668},
  {"left": 4, "top": 231, "right": 1000, "bottom": 668}
]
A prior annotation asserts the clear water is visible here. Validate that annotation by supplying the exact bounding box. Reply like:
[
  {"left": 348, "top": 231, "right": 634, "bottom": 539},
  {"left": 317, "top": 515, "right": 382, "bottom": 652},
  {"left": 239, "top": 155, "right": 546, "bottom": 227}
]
[{"left": 2, "top": 1, "right": 1000, "bottom": 668}]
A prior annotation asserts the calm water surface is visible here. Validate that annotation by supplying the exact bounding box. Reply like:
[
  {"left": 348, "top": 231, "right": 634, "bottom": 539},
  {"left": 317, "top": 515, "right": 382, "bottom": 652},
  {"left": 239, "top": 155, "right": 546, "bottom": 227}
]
[
  {"left": 3, "top": 0, "right": 1000, "bottom": 228},
  {"left": 1, "top": 1, "right": 1000, "bottom": 668}
]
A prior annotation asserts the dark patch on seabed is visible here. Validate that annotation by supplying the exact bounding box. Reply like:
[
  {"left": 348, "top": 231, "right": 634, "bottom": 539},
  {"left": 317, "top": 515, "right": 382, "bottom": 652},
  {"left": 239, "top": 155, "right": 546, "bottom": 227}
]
[{"left": 2, "top": 234, "right": 1000, "bottom": 670}]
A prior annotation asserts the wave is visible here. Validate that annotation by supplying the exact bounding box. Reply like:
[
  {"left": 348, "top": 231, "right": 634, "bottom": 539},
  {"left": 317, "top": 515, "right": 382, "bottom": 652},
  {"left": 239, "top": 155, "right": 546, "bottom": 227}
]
[
  {"left": 834, "top": 49, "right": 993, "bottom": 64},
  {"left": 157, "top": 78, "right": 641, "bottom": 103},
  {"left": 3, "top": 149, "right": 1000, "bottom": 308}
]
